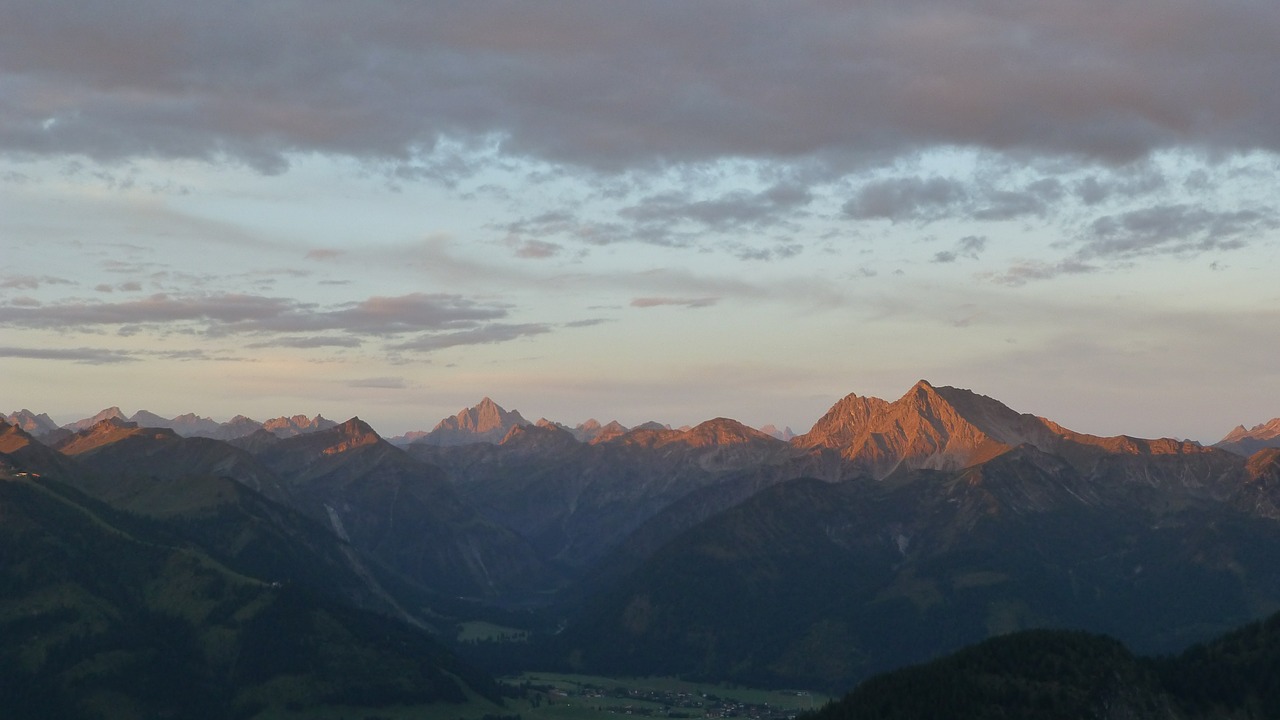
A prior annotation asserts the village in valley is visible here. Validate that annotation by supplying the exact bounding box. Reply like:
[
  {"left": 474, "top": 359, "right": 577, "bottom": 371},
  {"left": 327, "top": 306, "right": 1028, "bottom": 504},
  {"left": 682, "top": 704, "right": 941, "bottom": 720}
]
[{"left": 506, "top": 674, "right": 823, "bottom": 720}]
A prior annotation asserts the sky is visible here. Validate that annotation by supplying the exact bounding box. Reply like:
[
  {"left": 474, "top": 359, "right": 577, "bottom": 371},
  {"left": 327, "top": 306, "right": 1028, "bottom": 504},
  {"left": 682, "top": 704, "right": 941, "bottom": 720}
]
[{"left": 2, "top": 0, "right": 1279, "bottom": 442}]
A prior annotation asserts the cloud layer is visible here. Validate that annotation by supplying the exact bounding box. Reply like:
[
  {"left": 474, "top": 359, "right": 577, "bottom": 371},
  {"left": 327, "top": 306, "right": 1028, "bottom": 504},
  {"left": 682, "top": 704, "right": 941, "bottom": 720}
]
[{"left": 5, "top": 1, "right": 1280, "bottom": 175}]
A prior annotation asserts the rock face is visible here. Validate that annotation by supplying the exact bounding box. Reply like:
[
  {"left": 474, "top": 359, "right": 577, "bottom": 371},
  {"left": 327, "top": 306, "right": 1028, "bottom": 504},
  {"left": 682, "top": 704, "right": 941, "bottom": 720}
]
[
  {"left": 4, "top": 409, "right": 60, "bottom": 437},
  {"left": 794, "top": 380, "right": 1213, "bottom": 479},
  {"left": 416, "top": 397, "right": 531, "bottom": 446},
  {"left": 1217, "top": 418, "right": 1280, "bottom": 456},
  {"left": 261, "top": 414, "right": 338, "bottom": 438},
  {"left": 759, "top": 424, "right": 796, "bottom": 441},
  {"left": 63, "top": 406, "right": 127, "bottom": 432}
]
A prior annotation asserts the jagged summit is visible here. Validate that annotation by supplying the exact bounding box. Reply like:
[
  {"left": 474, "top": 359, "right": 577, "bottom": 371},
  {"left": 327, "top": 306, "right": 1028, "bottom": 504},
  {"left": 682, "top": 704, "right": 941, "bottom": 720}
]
[
  {"left": 418, "top": 398, "right": 531, "bottom": 446},
  {"left": 1216, "top": 418, "right": 1280, "bottom": 456},
  {"left": 263, "top": 414, "right": 338, "bottom": 438},
  {"left": 758, "top": 424, "right": 795, "bottom": 441},
  {"left": 53, "top": 417, "right": 179, "bottom": 456},
  {"left": 794, "top": 380, "right": 1211, "bottom": 479},
  {"left": 4, "top": 409, "right": 60, "bottom": 437},
  {"left": 65, "top": 407, "right": 127, "bottom": 432},
  {"left": 792, "top": 390, "right": 890, "bottom": 450}
]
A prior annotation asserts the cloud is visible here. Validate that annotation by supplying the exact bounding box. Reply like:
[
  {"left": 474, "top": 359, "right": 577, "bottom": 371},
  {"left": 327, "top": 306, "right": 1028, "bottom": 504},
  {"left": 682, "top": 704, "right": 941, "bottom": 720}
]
[
  {"left": 630, "top": 297, "right": 719, "bottom": 309},
  {"left": 934, "top": 235, "right": 988, "bottom": 263},
  {"left": 347, "top": 377, "right": 408, "bottom": 389},
  {"left": 7, "top": 2, "right": 1279, "bottom": 176},
  {"left": 845, "top": 177, "right": 968, "bottom": 222},
  {"left": 245, "top": 336, "right": 364, "bottom": 349},
  {"left": 386, "top": 323, "right": 551, "bottom": 352},
  {"left": 0, "top": 275, "right": 73, "bottom": 290},
  {"left": 0, "top": 291, "right": 511, "bottom": 337},
  {"left": 514, "top": 239, "right": 562, "bottom": 259},
  {"left": 1080, "top": 205, "right": 1275, "bottom": 259},
  {"left": 985, "top": 259, "right": 1098, "bottom": 286},
  {"left": 305, "top": 248, "right": 344, "bottom": 261},
  {"left": 0, "top": 346, "right": 136, "bottom": 364},
  {"left": 619, "top": 183, "right": 813, "bottom": 232},
  {"left": 563, "top": 318, "right": 611, "bottom": 328}
]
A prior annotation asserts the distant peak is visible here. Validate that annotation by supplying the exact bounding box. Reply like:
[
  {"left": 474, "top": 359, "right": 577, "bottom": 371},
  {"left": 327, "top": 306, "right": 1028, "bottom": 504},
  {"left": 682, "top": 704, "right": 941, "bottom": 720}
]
[
  {"left": 424, "top": 397, "right": 531, "bottom": 445},
  {"left": 337, "top": 416, "right": 378, "bottom": 435},
  {"left": 318, "top": 417, "right": 382, "bottom": 455}
]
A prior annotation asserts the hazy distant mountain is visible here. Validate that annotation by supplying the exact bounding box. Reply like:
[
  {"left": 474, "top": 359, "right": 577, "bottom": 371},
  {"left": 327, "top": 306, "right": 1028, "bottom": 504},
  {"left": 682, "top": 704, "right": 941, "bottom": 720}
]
[
  {"left": 215, "top": 414, "right": 264, "bottom": 439},
  {"left": 1217, "top": 418, "right": 1280, "bottom": 456},
  {"left": 759, "top": 424, "right": 796, "bottom": 441},
  {"left": 4, "top": 409, "right": 59, "bottom": 437},
  {"left": 262, "top": 413, "right": 338, "bottom": 437},
  {"left": 569, "top": 418, "right": 619, "bottom": 443},
  {"left": 63, "top": 406, "right": 126, "bottom": 432},
  {"left": 417, "top": 397, "right": 531, "bottom": 446},
  {"left": 388, "top": 429, "right": 431, "bottom": 446},
  {"left": 127, "top": 409, "right": 224, "bottom": 436}
]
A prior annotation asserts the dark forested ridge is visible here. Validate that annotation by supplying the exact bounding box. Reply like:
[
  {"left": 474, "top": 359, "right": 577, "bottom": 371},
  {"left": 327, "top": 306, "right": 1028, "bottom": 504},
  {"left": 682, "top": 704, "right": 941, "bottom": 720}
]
[
  {"left": 804, "top": 611, "right": 1280, "bottom": 720},
  {"left": 0, "top": 469, "right": 497, "bottom": 719}
]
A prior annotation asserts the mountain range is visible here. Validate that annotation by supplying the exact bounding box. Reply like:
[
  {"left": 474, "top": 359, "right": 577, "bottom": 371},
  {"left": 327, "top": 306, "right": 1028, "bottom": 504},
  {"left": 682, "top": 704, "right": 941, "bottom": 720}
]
[{"left": 6, "top": 379, "right": 1280, "bottom": 711}]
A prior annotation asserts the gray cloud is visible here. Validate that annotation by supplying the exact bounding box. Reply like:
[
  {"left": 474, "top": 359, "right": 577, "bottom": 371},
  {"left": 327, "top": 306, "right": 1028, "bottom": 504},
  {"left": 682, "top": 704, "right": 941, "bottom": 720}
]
[
  {"left": 1080, "top": 205, "right": 1275, "bottom": 259},
  {"left": 347, "top": 377, "right": 408, "bottom": 389},
  {"left": 845, "top": 177, "right": 968, "bottom": 222},
  {"left": 985, "top": 259, "right": 1098, "bottom": 286},
  {"left": 6, "top": 2, "right": 1279, "bottom": 175},
  {"left": 847, "top": 175, "right": 1070, "bottom": 224},
  {"left": 386, "top": 323, "right": 551, "bottom": 352},
  {"left": 0, "top": 345, "right": 136, "bottom": 364},
  {"left": 0, "top": 292, "right": 511, "bottom": 337},
  {"left": 513, "top": 239, "right": 562, "bottom": 259},
  {"left": 620, "top": 183, "right": 813, "bottom": 233},
  {"left": 630, "top": 297, "right": 719, "bottom": 309},
  {"left": 0, "top": 275, "right": 73, "bottom": 290},
  {"left": 245, "top": 336, "right": 363, "bottom": 349},
  {"left": 935, "top": 235, "right": 989, "bottom": 263}
]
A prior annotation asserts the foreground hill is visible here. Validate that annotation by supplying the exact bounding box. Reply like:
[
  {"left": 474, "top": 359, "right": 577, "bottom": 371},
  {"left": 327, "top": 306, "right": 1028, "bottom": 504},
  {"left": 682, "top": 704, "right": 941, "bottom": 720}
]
[
  {"left": 0, "top": 468, "right": 497, "bottom": 720},
  {"left": 805, "top": 610, "right": 1280, "bottom": 720}
]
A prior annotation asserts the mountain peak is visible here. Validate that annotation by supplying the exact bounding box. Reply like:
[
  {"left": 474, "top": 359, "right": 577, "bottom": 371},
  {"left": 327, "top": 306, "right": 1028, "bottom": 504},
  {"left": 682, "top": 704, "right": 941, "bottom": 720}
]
[
  {"left": 1215, "top": 417, "right": 1280, "bottom": 456},
  {"left": 65, "top": 407, "right": 127, "bottom": 432},
  {"left": 54, "top": 417, "right": 178, "bottom": 456},
  {"left": 320, "top": 417, "right": 383, "bottom": 455},
  {"left": 679, "top": 418, "right": 779, "bottom": 448},
  {"left": 262, "top": 414, "right": 338, "bottom": 438},
  {"left": 421, "top": 398, "right": 531, "bottom": 445},
  {"left": 4, "top": 409, "right": 60, "bottom": 437},
  {"left": 793, "top": 390, "right": 891, "bottom": 450}
]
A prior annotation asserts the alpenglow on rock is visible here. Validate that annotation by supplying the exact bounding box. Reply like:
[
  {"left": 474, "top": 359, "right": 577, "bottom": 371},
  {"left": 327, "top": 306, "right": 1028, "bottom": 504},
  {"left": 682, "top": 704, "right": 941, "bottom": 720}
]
[{"left": 416, "top": 397, "right": 531, "bottom": 446}]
